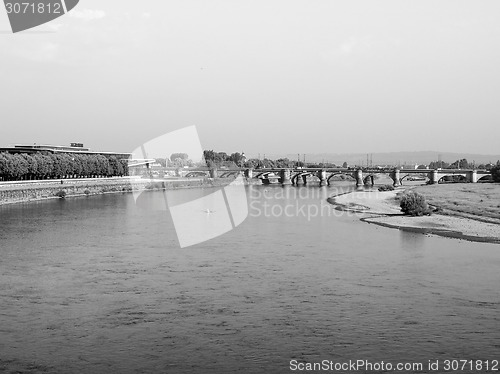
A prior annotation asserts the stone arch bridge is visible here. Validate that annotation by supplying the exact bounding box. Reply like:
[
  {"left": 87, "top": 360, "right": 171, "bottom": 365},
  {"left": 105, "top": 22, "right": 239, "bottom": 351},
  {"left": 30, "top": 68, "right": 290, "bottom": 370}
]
[
  {"left": 135, "top": 162, "right": 492, "bottom": 187},
  {"left": 245, "top": 168, "right": 491, "bottom": 186}
]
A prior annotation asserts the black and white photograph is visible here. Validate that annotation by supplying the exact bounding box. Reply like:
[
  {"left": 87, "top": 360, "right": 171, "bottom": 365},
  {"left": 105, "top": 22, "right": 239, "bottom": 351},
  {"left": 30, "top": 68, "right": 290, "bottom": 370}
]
[{"left": 1, "top": 1, "right": 500, "bottom": 373}]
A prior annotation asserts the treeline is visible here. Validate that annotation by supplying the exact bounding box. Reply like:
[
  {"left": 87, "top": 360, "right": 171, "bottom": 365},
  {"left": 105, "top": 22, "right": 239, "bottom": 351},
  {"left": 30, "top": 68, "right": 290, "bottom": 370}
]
[
  {"left": 203, "top": 150, "right": 338, "bottom": 169},
  {"left": 428, "top": 159, "right": 500, "bottom": 170},
  {"left": 203, "top": 150, "right": 246, "bottom": 167},
  {"left": 492, "top": 165, "right": 500, "bottom": 182},
  {"left": 244, "top": 159, "right": 338, "bottom": 169},
  {"left": 0, "top": 152, "right": 129, "bottom": 181}
]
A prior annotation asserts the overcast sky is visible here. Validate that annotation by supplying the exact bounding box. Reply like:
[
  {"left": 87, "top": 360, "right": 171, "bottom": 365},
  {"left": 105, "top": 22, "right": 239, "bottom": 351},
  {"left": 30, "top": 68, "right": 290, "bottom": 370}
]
[{"left": 1, "top": 1, "right": 499, "bottom": 157}]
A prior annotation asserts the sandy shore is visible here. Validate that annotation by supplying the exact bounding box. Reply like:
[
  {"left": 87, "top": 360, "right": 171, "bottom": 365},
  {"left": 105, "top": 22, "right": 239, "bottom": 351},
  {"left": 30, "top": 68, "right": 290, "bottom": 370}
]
[{"left": 328, "top": 188, "right": 500, "bottom": 244}]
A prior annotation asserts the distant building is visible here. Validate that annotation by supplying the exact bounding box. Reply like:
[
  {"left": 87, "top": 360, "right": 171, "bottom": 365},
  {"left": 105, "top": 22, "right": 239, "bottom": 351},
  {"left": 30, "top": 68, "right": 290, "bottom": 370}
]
[
  {"left": 401, "top": 163, "right": 419, "bottom": 170},
  {"left": 0, "top": 143, "right": 131, "bottom": 159}
]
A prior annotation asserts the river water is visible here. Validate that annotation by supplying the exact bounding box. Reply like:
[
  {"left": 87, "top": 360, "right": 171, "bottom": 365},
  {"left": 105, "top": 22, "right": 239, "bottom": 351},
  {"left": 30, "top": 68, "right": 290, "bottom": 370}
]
[{"left": 0, "top": 183, "right": 499, "bottom": 373}]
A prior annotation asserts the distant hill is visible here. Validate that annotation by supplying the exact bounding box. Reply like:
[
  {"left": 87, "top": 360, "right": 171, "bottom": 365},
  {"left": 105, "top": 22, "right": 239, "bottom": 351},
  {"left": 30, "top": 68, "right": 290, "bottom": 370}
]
[{"left": 251, "top": 151, "right": 500, "bottom": 167}]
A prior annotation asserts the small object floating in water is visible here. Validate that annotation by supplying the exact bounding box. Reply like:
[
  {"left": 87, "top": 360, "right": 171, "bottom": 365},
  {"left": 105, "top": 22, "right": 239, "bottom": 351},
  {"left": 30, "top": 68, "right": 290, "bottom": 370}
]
[{"left": 203, "top": 209, "right": 215, "bottom": 214}]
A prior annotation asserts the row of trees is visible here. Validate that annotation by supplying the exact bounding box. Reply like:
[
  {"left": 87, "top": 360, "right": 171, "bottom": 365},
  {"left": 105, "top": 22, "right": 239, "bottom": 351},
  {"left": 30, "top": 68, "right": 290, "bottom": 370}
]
[
  {"left": 428, "top": 159, "right": 500, "bottom": 170},
  {"left": 0, "top": 152, "right": 129, "bottom": 181},
  {"left": 203, "top": 150, "right": 341, "bottom": 169},
  {"left": 203, "top": 150, "right": 246, "bottom": 167}
]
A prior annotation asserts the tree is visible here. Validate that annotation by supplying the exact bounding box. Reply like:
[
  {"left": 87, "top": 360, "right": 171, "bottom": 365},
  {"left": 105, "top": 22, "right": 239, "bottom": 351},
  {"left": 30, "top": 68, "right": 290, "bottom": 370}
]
[
  {"left": 261, "top": 158, "right": 275, "bottom": 168},
  {"left": 217, "top": 152, "right": 228, "bottom": 161},
  {"left": 69, "top": 154, "right": 83, "bottom": 177},
  {"left": 95, "top": 154, "right": 110, "bottom": 176},
  {"left": 52, "top": 153, "right": 71, "bottom": 178},
  {"left": 0, "top": 153, "right": 16, "bottom": 180},
  {"left": 228, "top": 152, "right": 245, "bottom": 166},
  {"left": 155, "top": 158, "right": 166, "bottom": 167},
  {"left": 429, "top": 160, "right": 449, "bottom": 169},
  {"left": 491, "top": 165, "right": 500, "bottom": 182},
  {"left": 170, "top": 153, "right": 188, "bottom": 162},
  {"left": 243, "top": 159, "right": 259, "bottom": 168},
  {"left": 342, "top": 162, "right": 348, "bottom": 168},
  {"left": 12, "top": 154, "right": 29, "bottom": 180},
  {"left": 275, "top": 158, "right": 293, "bottom": 168},
  {"left": 39, "top": 154, "right": 53, "bottom": 179},
  {"left": 400, "top": 191, "right": 432, "bottom": 216},
  {"left": 203, "top": 150, "right": 226, "bottom": 167},
  {"left": 449, "top": 159, "right": 469, "bottom": 169},
  {"left": 108, "top": 156, "right": 123, "bottom": 176},
  {"left": 21, "top": 154, "right": 37, "bottom": 180},
  {"left": 0, "top": 153, "right": 8, "bottom": 180},
  {"left": 120, "top": 159, "right": 129, "bottom": 176}
]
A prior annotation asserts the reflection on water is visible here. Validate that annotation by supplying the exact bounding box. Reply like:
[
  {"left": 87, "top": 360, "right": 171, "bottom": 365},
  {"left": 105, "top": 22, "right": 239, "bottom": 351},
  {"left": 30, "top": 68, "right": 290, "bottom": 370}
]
[{"left": 0, "top": 184, "right": 499, "bottom": 374}]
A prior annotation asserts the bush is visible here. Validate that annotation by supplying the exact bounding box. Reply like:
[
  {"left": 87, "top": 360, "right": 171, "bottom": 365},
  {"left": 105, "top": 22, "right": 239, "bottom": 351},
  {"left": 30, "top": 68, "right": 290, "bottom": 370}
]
[
  {"left": 84, "top": 189, "right": 91, "bottom": 195},
  {"left": 378, "top": 185, "right": 395, "bottom": 192},
  {"left": 55, "top": 190, "right": 66, "bottom": 198},
  {"left": 400, "top": 191, "right": 431, "bottom": 216},
  {"left": 491, "top": 166, "right": 500, "bottom": 182}
]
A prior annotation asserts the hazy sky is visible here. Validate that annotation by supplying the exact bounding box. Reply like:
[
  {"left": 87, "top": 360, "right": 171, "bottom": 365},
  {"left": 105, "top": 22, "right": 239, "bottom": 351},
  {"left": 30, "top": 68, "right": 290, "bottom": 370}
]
[{"left": 1, "top": 1, "right": 499, "bottom": 157}]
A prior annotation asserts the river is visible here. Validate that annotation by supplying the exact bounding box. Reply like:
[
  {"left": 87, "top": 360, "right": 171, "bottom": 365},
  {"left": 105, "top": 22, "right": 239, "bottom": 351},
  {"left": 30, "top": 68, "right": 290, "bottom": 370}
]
[{"left": 0, "top": 183, "right": 499, "bottom": 373}]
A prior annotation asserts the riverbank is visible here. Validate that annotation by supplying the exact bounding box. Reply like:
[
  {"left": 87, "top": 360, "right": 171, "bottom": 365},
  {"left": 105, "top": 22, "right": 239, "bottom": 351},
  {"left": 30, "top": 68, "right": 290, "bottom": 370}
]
[
  {"left": 0, "top": 177, "right": 246, "bottom": 206},
  {"left": 328, "top": 184, "right": 500, "bottom": 244}
]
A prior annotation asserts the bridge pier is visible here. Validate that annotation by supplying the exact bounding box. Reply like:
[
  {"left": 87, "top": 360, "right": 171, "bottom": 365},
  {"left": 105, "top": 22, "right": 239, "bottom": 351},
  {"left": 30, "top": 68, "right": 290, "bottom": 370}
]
[
  {"left": 280, "top": 169, "right": 292, "bottom": 186},
  {"left": 245, "top": 168, "right": 253, "bottom": 179},
  {"left": 364, "top": 175, "right": 374, "bottom": 186},
  {"left": 291, "top": 172, "right": 305, "bottom": 186},
  {"left": 317, "top": 170, "right": 327, "bottom": 187},
  {"left": 390, "top": 168, "right": 401, "bottom": 186},
  {"left": 428, "top": 170, "right": 438, "bottom": 184},
  {"left": 302, "top": 174, "right": 308, "bottom": 185},
  {"left": 355, "top": 169, "right": 363, "bottom": 186},
  {"left": 327, "top": 174, "right": 332, "bottom": 186},
  {"left": 467, "top": 170, "right": 478, "bottom": 183}
]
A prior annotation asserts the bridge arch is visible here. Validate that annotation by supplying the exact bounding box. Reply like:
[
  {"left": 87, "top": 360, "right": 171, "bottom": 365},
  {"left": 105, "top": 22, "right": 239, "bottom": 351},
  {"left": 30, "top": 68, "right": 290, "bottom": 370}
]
[
  {"left": 477, "top": 174, "right": 493, "bottom": 182},
  {"left": 326, "top": 172, "right": 355, "bottom": 185},
  {"left": 220, "top": 171, "right": 240, "bottom": 178},
  {"left": 399, "top": 173, "right": 427, "bottom": 184},
  {"left": 437, "top": 173, "right": 467, "bottom": 184},
  {"left": 185, "top": 171, "right": 208, "bottom": 178},
  {"left": 291, "top": 171, "right": 312, "bottom": 185},
  {"left": 399, "top": 174, "right": 411, "bottom": 183},
  {"left": 255, "top": 171, "right": 273, "bottom": 179}
]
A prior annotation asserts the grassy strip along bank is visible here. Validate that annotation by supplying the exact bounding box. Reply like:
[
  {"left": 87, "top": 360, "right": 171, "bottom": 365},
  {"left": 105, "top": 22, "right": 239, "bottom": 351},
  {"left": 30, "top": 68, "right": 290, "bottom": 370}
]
[{"left": 412, "top": 183, "right": 500, "bottom": 224}]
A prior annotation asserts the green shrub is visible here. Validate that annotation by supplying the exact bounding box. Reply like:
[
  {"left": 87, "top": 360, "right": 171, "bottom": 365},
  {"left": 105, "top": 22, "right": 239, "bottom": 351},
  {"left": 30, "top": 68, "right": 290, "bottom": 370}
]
[
  {"left": 400, "top": 191, "right": 431, "bottom": 216},
  {"left": 491, "top": 166, "right": 500, "bottom": 182},
  {"left": 378, "top": 185, "right": 395, "bottom": 192},
  {"left": 55, "top": 190, "right": 66, "bottom": 198}
]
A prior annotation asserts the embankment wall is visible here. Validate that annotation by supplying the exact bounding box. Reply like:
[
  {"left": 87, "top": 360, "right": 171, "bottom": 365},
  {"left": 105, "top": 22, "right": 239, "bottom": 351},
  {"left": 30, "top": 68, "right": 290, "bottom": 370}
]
[{"left": 0, "top": 177, "right": 241, "bottom": 205}]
